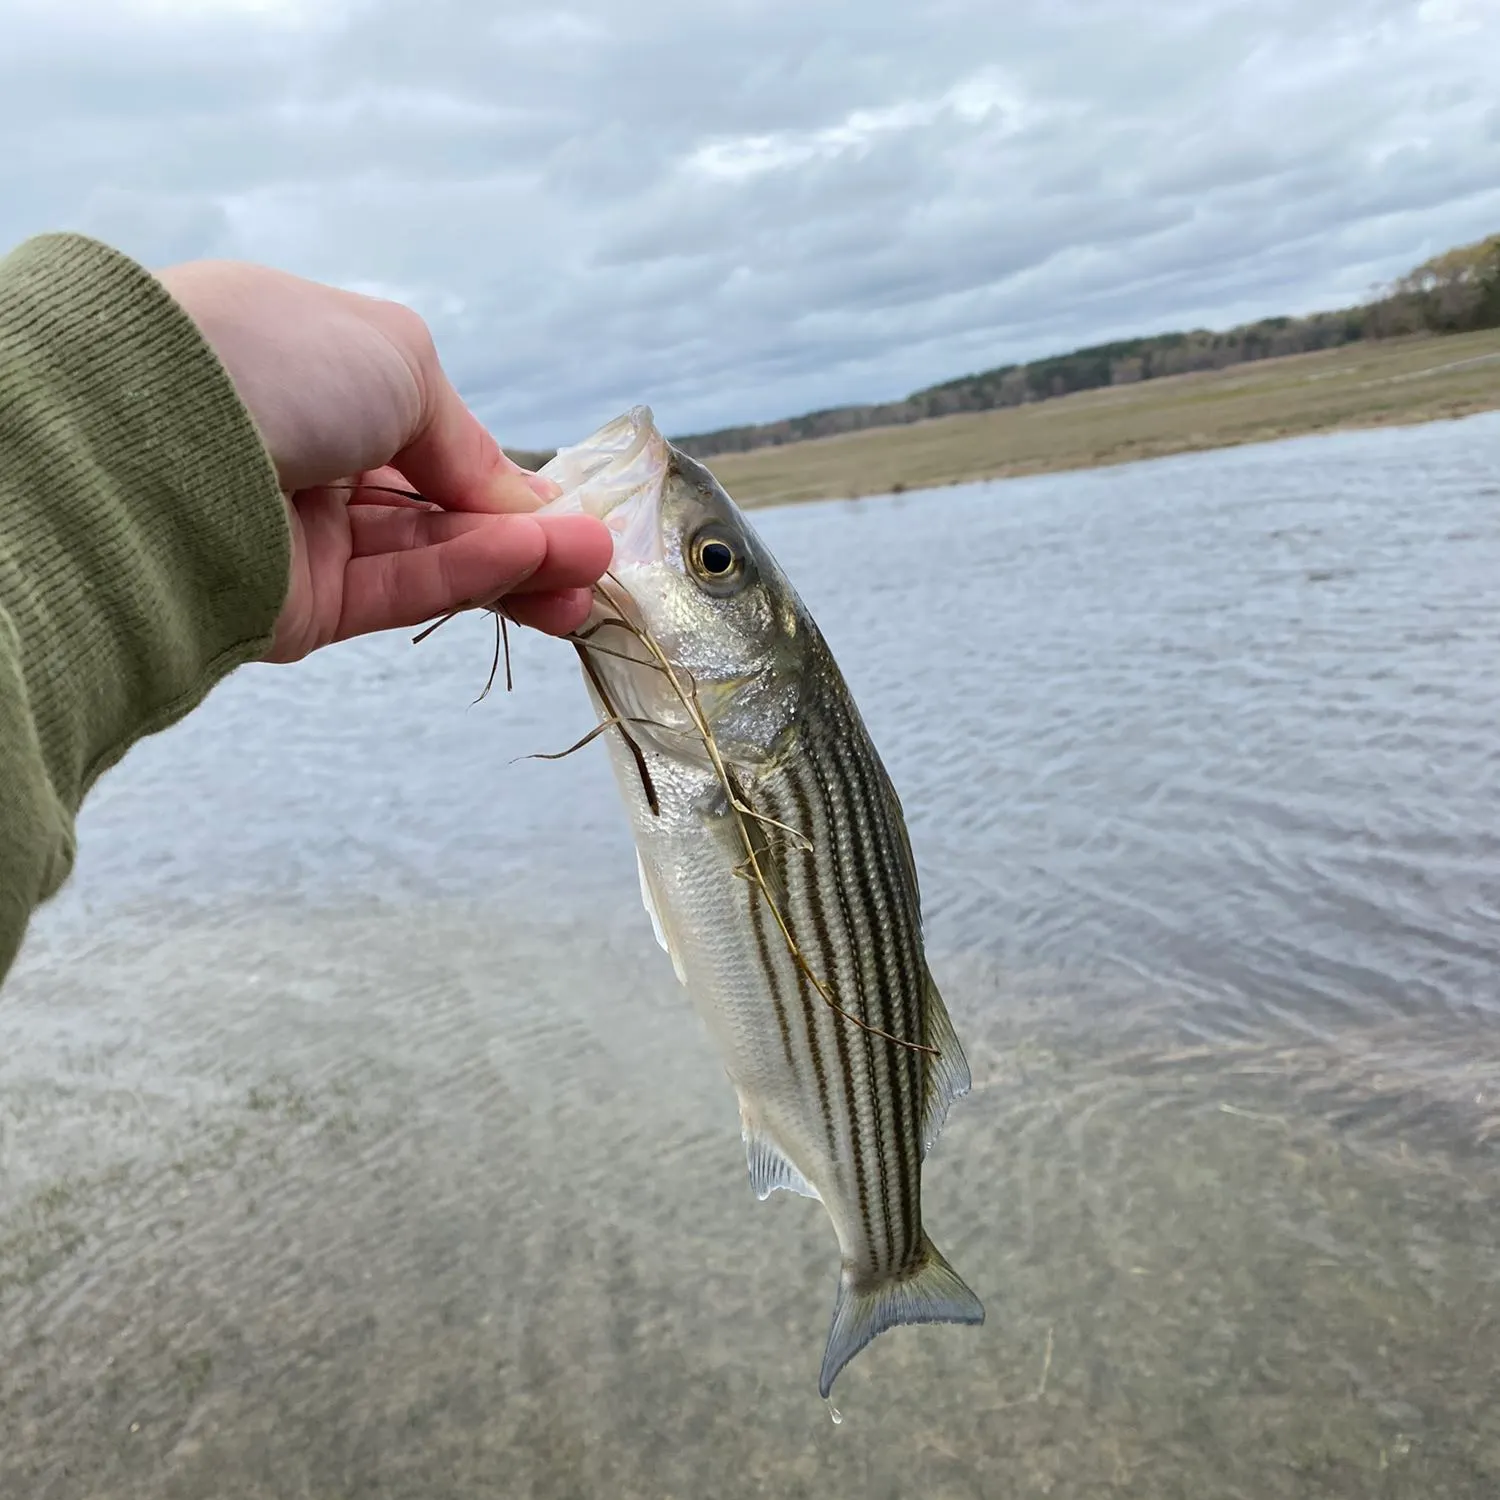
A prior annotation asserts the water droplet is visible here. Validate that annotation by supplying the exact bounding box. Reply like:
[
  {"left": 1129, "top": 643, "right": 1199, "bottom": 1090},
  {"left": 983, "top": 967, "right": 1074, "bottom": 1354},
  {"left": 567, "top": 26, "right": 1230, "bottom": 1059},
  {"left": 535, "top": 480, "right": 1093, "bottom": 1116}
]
[{"left": 827, "top": 1401, "right": 843, "bottom": 1426}]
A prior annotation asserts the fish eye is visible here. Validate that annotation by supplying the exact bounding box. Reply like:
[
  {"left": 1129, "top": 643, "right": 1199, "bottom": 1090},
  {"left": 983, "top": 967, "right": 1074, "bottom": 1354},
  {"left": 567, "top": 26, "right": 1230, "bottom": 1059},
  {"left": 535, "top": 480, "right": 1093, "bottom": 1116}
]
[
  {"left": 699, "top": 540, "right": 735, "bottom": 575},
  {"left": 687, "top": 526, "right": 752, "bottom": 594}
]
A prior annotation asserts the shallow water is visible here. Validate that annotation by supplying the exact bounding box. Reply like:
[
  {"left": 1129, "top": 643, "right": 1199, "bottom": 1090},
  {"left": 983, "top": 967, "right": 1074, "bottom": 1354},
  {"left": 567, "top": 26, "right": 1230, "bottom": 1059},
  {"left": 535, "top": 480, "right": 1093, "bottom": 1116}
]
[{"left": 4, "top": 413, "right": 1500, "bottom": 1497}]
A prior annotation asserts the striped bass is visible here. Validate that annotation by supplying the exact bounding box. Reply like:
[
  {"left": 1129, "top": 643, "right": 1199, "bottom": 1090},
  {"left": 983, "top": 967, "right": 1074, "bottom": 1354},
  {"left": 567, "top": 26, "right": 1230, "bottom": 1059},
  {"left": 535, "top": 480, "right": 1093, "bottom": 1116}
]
[{"left": 539, "top": 407, "right": 983, "bottom": 1396}]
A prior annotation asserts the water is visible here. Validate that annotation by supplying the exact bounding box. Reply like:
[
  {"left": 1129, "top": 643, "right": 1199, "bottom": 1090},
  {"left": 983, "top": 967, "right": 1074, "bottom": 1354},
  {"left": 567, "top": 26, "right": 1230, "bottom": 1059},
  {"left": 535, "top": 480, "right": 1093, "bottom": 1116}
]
[{"left": 4, "top": 413, "right": 1500, "bottom": 1497}]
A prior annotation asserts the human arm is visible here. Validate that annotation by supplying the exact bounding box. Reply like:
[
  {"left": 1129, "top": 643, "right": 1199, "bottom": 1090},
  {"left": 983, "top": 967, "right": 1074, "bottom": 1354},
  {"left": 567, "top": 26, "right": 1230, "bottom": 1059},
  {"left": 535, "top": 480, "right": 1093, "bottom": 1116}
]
[{"left": 0, "top": 234, "right": 609, "bottom": 981}]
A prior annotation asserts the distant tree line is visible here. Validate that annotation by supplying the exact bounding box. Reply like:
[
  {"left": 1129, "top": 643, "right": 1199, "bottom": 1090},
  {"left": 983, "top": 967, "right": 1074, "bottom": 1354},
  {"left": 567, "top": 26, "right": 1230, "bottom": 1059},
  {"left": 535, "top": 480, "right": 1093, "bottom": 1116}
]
[
  {"left": 1362, "top": 233, "right": 1500, "bottom": 337},
  {"left": 664, "top": 231, "right": 1500, "bottom": 461}
]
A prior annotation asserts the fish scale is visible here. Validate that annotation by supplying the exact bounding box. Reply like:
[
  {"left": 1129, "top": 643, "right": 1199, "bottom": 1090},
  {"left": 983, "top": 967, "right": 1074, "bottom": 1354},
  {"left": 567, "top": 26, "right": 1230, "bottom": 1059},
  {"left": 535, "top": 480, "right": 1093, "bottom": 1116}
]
[{"left": 539, "top": 406, "right": 983, "bottom": 1397}]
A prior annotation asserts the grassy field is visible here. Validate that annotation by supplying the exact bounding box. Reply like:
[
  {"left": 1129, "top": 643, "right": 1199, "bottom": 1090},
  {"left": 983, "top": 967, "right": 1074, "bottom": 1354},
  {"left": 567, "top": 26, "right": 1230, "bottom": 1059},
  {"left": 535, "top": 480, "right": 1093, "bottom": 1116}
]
[{"left": 702, "top": 327, "right": 1500, "bottom": 508}]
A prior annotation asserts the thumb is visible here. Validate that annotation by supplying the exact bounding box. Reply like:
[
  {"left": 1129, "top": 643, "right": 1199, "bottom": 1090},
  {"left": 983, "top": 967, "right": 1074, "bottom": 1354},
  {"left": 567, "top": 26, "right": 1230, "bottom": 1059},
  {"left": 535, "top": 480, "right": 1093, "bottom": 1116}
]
[{"left": 390, "top": 358, "right": 543, "bottom": 516}]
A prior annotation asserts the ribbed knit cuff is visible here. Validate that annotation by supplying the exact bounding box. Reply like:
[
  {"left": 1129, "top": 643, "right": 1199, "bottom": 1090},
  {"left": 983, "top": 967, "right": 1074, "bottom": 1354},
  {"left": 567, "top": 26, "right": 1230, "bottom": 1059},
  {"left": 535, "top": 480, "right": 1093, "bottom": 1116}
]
[{"left": 0, "top": 232, "right": 291, "bottom": 812}]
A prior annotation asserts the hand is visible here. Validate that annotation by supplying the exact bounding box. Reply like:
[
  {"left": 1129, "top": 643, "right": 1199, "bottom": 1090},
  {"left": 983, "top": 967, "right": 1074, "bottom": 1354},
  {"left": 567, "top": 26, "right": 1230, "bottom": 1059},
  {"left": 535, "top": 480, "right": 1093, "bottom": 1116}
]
[{"left": 155, "top": 260, "right": 611, "bottom": 662}]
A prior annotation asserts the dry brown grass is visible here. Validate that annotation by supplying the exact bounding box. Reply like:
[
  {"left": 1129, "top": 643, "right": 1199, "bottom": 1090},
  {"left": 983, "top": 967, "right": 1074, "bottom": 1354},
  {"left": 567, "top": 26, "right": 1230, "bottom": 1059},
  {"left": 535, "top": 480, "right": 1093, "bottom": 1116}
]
[{"left": 703, "top": 328, "right": 1500, "bottom": 508}]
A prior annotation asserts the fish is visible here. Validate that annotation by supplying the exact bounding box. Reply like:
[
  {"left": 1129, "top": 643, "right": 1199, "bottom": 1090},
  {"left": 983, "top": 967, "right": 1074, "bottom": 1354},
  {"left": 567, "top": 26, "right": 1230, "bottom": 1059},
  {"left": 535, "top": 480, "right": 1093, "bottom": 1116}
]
[{"left": 538, "top": 406, "right": 983, "bottom": 1396}]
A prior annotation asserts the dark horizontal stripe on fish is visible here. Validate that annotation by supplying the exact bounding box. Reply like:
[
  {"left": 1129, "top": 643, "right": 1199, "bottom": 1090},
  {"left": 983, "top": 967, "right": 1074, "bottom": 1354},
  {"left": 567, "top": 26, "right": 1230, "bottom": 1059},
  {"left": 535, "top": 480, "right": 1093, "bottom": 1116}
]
[
  {"left": 798, "top": 708, "right": 924, "bottom": 1272},
  {"left": 773, "top": 765, "right": 879, "bottom": 1260},
  {"left": 834, "top": 714, "right": 924, "bottom": 1266},
  {"left": 751, "top": 777, "right": 839, "bottom": 1171},
  {"left": 746, "top": 863, "right": 799, "bottom": 1082},
  {"left": 727, "top": 765, "right": 801, "bottom": 1088},
  {"left": 799, "top": 727, "right": 902, "bottom": 1274},
  {"left": 829, "top": 692, "right": 927, "bottom": 1199},
  {"left": 795, "top": 699, "right": 923, "bottom": 1277},
  {"left": 803, "top": 706, "right": 925, "bottom": 1274}
]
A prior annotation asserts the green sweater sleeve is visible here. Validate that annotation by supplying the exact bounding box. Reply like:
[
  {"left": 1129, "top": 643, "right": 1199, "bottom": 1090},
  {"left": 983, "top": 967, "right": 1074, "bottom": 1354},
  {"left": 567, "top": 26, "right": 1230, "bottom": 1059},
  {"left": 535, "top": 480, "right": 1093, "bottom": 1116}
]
[{"left": 0, "top": 233, "right": 291, "bottom": 981}]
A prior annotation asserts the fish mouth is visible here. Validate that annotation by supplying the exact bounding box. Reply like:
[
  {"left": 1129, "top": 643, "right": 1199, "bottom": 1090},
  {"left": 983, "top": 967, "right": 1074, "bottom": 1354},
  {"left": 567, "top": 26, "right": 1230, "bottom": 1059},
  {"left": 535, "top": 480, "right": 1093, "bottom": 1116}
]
[
  {"left": 537, "top": 404, "right": 670, "bottom": 571},
  {"left": 534, "top": 408, "right": 673, "bottom": 736}
]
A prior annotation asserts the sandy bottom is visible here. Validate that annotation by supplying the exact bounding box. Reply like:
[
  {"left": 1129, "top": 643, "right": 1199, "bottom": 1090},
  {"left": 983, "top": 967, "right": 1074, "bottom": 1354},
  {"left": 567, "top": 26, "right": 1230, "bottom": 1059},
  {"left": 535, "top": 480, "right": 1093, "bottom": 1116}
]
[{"left": 3, "top": 897, "right": 1499, "bottom": 1499}]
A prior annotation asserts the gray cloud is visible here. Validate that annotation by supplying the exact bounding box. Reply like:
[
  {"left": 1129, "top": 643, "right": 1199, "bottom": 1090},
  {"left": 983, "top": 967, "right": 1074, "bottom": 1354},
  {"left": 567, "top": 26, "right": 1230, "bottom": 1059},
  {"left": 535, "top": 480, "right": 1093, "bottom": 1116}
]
[{"left": 3, "top": 0, "right": 1498, "bottom": 445}]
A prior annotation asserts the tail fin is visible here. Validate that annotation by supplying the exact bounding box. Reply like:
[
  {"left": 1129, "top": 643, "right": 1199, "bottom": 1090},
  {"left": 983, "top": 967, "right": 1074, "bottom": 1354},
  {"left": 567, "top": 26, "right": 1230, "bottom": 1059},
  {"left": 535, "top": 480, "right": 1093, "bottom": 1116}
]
[{"left": 818, "top": 1235, "right": 984, "bottom": 1397}]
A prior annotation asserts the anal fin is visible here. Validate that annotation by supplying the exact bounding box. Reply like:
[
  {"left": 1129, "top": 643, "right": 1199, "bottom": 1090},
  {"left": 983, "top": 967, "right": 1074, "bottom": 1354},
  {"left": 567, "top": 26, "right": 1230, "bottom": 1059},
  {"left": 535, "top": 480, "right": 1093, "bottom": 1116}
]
[{"left": 739, "top": 1105, "right": 819, "bottom": 1202}]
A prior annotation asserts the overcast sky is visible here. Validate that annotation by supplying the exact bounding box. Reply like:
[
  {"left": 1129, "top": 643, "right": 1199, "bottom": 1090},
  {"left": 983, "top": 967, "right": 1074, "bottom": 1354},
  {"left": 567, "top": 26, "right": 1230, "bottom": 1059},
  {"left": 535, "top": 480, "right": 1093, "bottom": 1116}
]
[{"left": 3, "top": 0, "right": 1498, "bottom": 446}]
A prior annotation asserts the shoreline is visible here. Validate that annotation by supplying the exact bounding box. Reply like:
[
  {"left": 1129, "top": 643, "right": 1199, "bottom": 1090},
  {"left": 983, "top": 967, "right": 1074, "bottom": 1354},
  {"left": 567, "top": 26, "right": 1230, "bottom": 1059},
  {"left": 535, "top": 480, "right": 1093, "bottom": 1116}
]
[
  {"left": 702, "top": 328, "right": 1500, "bottom": 508},
  {"left": 753, "top": 400, "right": 1500, "bottom": 507}
]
